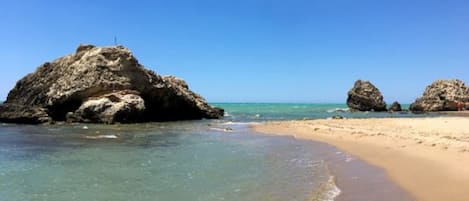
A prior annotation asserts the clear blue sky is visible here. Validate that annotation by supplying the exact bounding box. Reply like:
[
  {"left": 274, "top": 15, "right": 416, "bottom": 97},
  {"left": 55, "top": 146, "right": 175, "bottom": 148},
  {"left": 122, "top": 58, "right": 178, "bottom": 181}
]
[{"left": 1, "top": 0, "right": 468, "bottom": 103}]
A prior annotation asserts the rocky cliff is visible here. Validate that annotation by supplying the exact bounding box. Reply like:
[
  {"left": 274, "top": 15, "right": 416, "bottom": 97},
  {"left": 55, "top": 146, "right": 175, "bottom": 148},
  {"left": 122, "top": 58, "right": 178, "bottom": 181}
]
[
  {"left": 410, "top": 79, "right": 469, "bottom": 112},
  {"left": 0, "top": 44, "right": 223, "bottom": 124},
  {"left": 347, "top": 80, "right": 387, "bottom": 111}
]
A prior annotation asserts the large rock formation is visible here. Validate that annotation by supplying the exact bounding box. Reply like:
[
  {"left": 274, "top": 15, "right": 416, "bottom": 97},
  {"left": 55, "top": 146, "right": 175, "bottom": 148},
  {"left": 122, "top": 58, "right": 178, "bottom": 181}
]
[
  {"left": 0, "top": 44, "right": 223, "bottom": 124},
  {"left": 409, "top": 79, "right": 469, "bottom": 112},
  {"left": 347, "top": 80, "right": 387, "bottom": 111}
]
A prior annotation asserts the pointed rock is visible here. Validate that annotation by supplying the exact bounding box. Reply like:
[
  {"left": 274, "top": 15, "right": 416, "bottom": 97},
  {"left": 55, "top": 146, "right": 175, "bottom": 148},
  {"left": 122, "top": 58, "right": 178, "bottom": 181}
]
[{"left": 347, "top": 80, "right": 387, "bottom": 111}]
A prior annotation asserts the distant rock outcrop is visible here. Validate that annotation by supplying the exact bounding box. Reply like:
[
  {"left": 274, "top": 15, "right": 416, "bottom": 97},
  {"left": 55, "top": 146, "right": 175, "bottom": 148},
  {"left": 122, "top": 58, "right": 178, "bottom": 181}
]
[
  {"left": 0, "top": 44, "right": 224, "bottom": 124},
  {"left": 388, "top": 101, "right": 402, "bottom": 112},
  {"left": 347, "top": 80, "right": 387, "bottom": 111},
  {"left": 409, "top": 79, "right": 469, "bottom": 112}
]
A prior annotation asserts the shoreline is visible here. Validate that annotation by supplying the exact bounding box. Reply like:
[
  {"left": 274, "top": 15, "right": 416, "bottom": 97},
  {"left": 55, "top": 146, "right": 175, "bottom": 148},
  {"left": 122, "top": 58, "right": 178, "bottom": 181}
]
[{"left": 253, "top": 117, "right": 469, "bottom": 201}]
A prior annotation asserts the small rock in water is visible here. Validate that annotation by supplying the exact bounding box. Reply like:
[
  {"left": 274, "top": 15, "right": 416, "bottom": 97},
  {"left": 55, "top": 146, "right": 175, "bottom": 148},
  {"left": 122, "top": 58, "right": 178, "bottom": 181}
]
[
  {"left": 388, "top": 101, "right": 402, "bottom": 112},
  {"left": 331, "top": 115, "right": 344, "bottom": 119},
  {"left": 82, "top": 126, "right": 89, "bottom": 129}
]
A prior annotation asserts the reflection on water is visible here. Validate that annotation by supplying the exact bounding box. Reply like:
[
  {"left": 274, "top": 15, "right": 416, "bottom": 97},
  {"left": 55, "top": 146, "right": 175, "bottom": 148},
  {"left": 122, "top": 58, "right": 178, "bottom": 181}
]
[{"left": 0, "top": 121, "right": 337, "bottom": 201}]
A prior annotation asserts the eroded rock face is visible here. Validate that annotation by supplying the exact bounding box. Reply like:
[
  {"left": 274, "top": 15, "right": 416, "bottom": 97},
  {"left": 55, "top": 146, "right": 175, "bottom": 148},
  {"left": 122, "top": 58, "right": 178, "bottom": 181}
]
[
  {"left": 0, "top": 44, "right": 223, "bottom": 124},
  {"left": 72, "top": 91, "right": 145, "bottom": 123},
  {"left": 347, "top": 80, "right": 387, "bottom": 111},
  {"left": 409, "top": 80, "right": 469, "bottom": 112},
  {"left": 0, "top": 104, "right": 51, "bottom": 124}
]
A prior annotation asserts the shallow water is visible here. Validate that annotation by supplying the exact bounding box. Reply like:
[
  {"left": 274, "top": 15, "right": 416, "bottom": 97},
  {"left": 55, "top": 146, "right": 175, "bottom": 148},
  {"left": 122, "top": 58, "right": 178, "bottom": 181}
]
[
  {"left": 0, "top": 103, "right": 419, "bottom": 201},
  {"left": 0, "top": 122, "right": 340, "bottom": 201}
]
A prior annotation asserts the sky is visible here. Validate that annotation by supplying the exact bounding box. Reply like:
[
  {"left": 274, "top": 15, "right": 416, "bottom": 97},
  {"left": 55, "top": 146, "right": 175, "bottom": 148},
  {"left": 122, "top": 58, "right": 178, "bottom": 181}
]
[{"left": 1, "top": 0, "right": 468, "bottom": 103}]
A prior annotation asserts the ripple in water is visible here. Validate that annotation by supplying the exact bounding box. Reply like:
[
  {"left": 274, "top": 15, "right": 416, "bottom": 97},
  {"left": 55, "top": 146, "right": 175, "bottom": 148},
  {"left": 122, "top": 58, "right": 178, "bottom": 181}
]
[{"left": 0, "top": 122, "right": 339, "bottom": 201}]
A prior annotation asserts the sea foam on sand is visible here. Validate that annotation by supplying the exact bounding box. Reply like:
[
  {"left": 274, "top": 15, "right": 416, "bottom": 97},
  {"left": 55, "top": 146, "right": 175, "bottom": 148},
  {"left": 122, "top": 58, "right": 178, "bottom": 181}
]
[{"left": 254, "top": 117, "right": 469, "bottom": 201}]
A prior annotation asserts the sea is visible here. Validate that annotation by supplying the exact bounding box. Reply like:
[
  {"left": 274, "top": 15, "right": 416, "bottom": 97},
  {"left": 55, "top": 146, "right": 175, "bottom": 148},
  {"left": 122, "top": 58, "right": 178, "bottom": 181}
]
[{"left": 0, "top": 103, "right": 422, "bottom": 201}]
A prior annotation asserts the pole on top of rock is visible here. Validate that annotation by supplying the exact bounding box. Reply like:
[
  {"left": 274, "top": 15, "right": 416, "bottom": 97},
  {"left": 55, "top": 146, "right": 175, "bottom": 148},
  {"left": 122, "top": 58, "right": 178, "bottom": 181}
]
[{"left": 114, "top": 36, "right": 117, "bottom": 46}]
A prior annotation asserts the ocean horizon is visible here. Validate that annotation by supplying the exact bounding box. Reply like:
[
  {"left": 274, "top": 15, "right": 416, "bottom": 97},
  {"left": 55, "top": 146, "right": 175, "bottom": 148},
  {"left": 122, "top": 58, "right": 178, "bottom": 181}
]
[{"left": 212, "top": 102, "right": 420, "bottom": 122}]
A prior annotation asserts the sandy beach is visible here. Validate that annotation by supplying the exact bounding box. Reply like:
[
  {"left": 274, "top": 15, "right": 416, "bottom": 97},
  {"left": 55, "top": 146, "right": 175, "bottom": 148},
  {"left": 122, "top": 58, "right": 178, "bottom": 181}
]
[{"left": 254, "top": 116, "right": 469, "bottom": 201}]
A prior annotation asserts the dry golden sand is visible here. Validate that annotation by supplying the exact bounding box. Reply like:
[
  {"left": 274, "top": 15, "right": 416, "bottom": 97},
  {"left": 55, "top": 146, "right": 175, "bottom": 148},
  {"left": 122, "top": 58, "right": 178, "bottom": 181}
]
[{"left": 253, "top": 117, "right": 469, "bottom": 201}]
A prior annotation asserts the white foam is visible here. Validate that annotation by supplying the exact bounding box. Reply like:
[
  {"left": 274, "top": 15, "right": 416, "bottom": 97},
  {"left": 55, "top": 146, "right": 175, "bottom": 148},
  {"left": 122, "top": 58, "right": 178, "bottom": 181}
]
[
  {"left": 327, "top": 108, "right": 349, "bottom": 113},
  {"left": 84, "top": 135, "right": 118, "bottom": 139},
  {"left": 323, "top": 176, "right": 341, "bottom": 201},
  {"left": 221, "top": 121, "right": 260, "bottom": 126},
  {"left": 209, "top": 127, "right": 233, "bottom": 132},
  {"left": 345, "top": 157, "right": 353, "bottom": 163}
]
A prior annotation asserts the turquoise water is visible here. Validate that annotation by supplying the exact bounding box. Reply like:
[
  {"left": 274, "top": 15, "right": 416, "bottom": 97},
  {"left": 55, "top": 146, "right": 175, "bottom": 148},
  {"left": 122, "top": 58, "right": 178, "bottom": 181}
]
[
  {"left": 0, "top": 122, "right": 340, "bottom": 201},
  {"left": 0, "top": 103, "right": 421, "bottom": 201},
  {"left": 213, "top": 103, "right": 422, "bottom": 122}
]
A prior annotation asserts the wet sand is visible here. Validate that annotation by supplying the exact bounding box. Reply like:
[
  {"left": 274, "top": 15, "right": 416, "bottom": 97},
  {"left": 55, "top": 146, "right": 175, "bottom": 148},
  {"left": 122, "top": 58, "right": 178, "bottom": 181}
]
[{"left": 253, "top": 117, "right": 469, "bottom": 201}]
